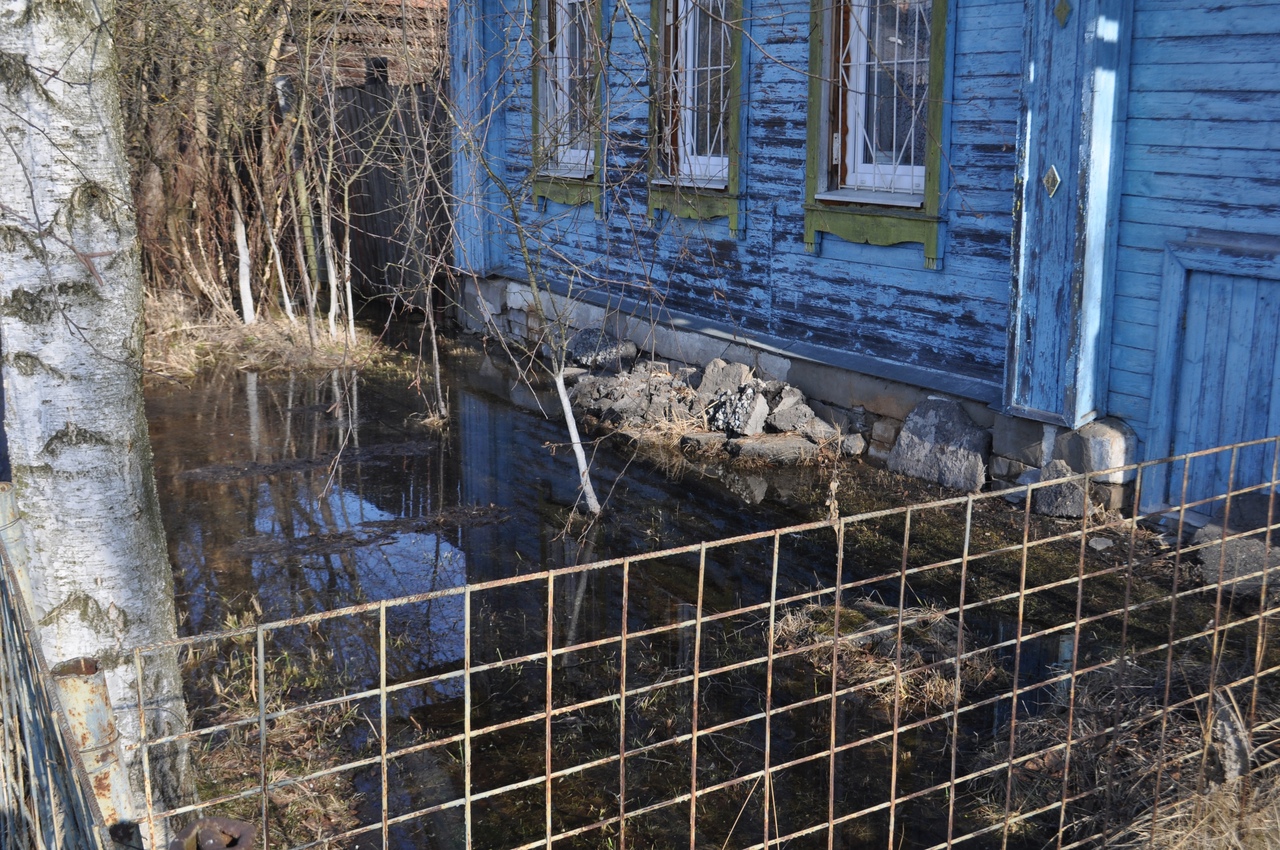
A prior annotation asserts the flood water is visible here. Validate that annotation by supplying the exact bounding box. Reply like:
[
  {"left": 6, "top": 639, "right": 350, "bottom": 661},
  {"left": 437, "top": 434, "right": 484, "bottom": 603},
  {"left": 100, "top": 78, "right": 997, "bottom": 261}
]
[{"left": 145, "top": 336, "right": 1066, "bottom": 849}]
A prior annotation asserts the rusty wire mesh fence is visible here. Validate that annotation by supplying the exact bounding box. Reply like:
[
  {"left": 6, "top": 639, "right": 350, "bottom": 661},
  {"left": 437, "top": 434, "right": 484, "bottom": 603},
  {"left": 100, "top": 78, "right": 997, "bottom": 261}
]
[
  {"left": 37, "top": 436, "right": 1280, "bottom": 848},
  {"left": 0, "top": 491, "right": 114, "bottom": 850}
]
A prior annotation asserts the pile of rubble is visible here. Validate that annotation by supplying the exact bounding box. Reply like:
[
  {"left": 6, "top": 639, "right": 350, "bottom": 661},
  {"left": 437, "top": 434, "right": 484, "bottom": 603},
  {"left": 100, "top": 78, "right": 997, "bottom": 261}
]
[{"left": 565, "top": 331, "right": 863, "bottom": 465}]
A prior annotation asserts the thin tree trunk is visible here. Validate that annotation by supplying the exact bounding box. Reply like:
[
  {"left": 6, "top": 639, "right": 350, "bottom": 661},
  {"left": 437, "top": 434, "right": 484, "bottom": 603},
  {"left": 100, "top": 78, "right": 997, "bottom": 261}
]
[
  {"left": 230, "top": 180, "right": 256, "bottom": 324},
  {"left": 553, "top": 369, "right": 602, "bottom": 515},
  {"left": 0, "top": 0, "right": 191, "bottom": 840}
]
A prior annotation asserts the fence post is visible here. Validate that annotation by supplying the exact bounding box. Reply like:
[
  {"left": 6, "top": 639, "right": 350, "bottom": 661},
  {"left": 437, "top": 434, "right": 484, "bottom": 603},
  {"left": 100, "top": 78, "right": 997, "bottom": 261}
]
[{"left": 50, "top": 657, "right": 137, "bottom": 833}]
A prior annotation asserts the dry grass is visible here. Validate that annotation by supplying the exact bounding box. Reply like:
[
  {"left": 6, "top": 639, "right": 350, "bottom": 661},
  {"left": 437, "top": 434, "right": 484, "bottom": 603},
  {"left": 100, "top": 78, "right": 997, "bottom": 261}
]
[
  {"left": 774, "top": 600, "right": 1001, "bottom": 713},
  {"left": 972, "top": 659, "right": 1279, "bottom": 845},
  {"left": 1115, "top": 774, "right": 1280, "bottom": 849},
  {"left": 144, "top": 289, "right": 393, "bottom": 378},
  {"left": 183, "top": 608, "right": 363, "bottom": 846}
]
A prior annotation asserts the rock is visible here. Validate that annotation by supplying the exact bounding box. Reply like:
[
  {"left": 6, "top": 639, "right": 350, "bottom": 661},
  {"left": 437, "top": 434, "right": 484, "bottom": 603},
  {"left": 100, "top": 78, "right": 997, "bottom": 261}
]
[
  {"left": 1192, "top": 494, "right": 1280, "bottom": 598},
  {"left": 566, "top": 328, "right": 638, "bottom": 369},
  {"left": 887, "top": 399, "right": 990, "bottom": 493},
  {"left": 1078, "top": 418, "right": 1138, "bottom": 484},
  {"left": 729, "top": 434, "right": 820, "bottom": 463},
  {"left": 696, "top": 359, "right": 752, "bottom": 403},
  {"left": 680, "top": 431, "right": 727, "bottom": 454},
  {"left": 1003, "top": 468, "right": 1041, "bottom": 505},
  {"left": 1088, "top": 537, "right": 1114, "bottom": 552},
  {"left": 841, "top": 433, "right": 867, "bottom": 457},
  {"left": 708, "top": 383, "right": 769, "bottom": 436},
  {"left": 770, "top": 385, "right": 806, "bottom": 414},
  {"left": 800, "top": 417, "right": 838, "bottom": 442},
  {"left": 766, "top": 400, "right": 815, "bottom": 433},
  {"left": 1033, "top": 459, "right": 1086, "bottom": 518}
]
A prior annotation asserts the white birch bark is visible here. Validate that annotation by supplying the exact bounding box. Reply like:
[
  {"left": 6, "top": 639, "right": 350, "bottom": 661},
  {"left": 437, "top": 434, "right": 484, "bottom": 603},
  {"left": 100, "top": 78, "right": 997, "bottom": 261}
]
[{"left": 0, "top": 0, "right": 190, "bottom": 834}]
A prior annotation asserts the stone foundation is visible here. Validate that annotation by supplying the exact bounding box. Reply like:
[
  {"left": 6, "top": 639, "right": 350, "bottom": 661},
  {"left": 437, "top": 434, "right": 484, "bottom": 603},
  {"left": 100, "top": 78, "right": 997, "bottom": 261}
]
[{"left": 453, "top": 276, "right": 1142, "bottom": 510}]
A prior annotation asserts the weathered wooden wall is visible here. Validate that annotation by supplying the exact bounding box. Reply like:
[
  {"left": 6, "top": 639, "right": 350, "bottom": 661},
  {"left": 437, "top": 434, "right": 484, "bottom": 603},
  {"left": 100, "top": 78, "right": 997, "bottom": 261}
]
[
  {"left": 332, "top": 77, "right": 452, "bottom": 304},
  {"left": 472, "top": 0, "right": 1024, "bottom": 400},
  {"left": 1109, "top": 0, "right": 1280, "bottom": 470}
]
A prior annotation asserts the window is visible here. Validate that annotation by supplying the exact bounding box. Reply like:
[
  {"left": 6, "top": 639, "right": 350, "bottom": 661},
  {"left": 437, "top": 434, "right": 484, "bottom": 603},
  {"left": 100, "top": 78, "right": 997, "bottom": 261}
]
[
  {"left": 805, "top": 0, "right": 948, "bottom": 265},
  {"left": 538, "top": 0, "right": 595, "bottom": 176},
  {"left": 657, "top": 0, "right": 733, "bottom": 187},
  {"left": 648, "top": 0, "right": 743, "bottom": 231},
  {"left": 533, "top": 0, "right": 601, "bottom": 207}
]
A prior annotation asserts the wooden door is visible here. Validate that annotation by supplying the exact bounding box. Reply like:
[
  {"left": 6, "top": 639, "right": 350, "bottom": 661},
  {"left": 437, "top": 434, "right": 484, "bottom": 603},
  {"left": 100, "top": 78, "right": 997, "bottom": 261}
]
[{"left": 1169, "top": 271, "right": 1280, "bottom": 510}]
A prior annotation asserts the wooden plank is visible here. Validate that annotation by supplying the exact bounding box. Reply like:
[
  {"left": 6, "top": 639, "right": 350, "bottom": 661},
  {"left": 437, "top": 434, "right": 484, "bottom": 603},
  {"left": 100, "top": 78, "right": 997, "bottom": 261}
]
[
  {"left": 1134, "top": 3, "right": 1280, "bottom": 39},
  {"left": 1125, "top": 117, "right": 1280, "bottom": 151},
  {"left": 1132, "top": 33, "right": 1280, "bottom": 66},
  {"left": 1239, "top": 277, "right": 1280, "bottom": 487},
  {"left": 1130, "top": 62, "right": 1280, "bottom": 93}
]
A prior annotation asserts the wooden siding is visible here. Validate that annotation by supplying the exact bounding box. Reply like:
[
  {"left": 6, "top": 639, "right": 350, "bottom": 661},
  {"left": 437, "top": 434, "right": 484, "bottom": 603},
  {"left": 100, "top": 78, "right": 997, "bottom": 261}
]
[
  {"left": 471, "top": 0, "right": 1024, "bottom": 395},
  {"left": 1110, "top": 0, "right": 1280, "bottom": 456}
]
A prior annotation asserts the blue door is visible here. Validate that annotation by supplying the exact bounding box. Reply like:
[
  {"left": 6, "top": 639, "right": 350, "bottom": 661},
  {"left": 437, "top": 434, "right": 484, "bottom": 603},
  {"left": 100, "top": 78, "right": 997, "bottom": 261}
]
[{"left": 1169, "top": 271, "right": 1280, "bottom": 510}]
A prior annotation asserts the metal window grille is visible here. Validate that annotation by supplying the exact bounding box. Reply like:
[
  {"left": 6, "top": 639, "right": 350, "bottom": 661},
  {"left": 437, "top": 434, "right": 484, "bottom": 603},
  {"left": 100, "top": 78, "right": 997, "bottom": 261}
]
[
  {"left": 833, "top": 0, "right": 930, "bottom": 195},
  {"left": 662, "top": 0, "right": 731, "bottom": 185},
  {"left": 540, "top": 0, "right": 594, "bottom": 174}
]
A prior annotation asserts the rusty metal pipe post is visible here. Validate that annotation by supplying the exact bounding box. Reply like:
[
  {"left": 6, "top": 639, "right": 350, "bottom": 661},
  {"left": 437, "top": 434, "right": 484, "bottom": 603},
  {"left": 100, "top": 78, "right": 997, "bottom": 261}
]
[{"left": 51, "top": 656, "right": 137, "bottom": 832}]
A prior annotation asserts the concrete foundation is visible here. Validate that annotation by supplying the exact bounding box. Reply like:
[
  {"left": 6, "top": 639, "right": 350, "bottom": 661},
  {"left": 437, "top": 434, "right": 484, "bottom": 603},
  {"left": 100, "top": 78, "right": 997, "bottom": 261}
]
[{"left": 453, "top": 276, "right": 1141, "bottom": 507}]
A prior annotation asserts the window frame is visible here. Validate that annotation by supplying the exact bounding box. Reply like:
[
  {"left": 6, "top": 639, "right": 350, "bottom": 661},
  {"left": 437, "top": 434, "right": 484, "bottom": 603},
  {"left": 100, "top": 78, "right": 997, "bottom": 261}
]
[
  {"left": 804, "top": 0, "right": 949, "bottom": 267},
  {"left": 532, "top": 0, "right": 604, "bottom": 210},
  {"left": 649, "top": 0, "right": 744, "bottom": 232}
]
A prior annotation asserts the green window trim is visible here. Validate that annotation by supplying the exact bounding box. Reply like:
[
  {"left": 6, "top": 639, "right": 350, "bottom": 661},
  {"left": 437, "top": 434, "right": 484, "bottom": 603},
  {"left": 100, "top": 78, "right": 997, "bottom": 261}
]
[
  {"left": 531, "top": 0, "right": 605, "bottom": 214},
  {"left": 647, "top": 0, "right": 746, "bottom": 236},
  {"left": 803, "top": 0, "right": 949, "bottom": 268}
]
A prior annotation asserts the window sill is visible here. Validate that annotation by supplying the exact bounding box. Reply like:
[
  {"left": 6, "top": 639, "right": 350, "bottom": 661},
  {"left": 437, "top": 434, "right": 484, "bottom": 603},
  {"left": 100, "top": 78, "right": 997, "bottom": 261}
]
[
  {"left": 650, "top": 175, "right": 730, "bottom": 192},
  {"left": 815, "top": 188, "right": 924, "bottom": 209}
]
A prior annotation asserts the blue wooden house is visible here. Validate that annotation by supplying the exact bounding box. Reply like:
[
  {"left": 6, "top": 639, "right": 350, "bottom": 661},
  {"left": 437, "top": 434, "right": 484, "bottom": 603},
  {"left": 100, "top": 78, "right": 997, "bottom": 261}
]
[{"left": 446, "top": 0, "right": 1280, "bottom": 510}]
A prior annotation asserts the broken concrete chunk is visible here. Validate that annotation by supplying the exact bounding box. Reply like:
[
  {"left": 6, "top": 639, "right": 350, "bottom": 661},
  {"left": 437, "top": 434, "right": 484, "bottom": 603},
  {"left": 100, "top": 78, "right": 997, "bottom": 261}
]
[
  {"left": 729, "top": 434, "right": 820, "bottom": 463},
  {"left": 709, "top": 383, "right": 770, "bottom": 436},
  {"left": 565, "top": 328, "right": 638, "bottom": 369},
  {"left": 696, "top": 359, "right": 752, "bottom": 402},
  {"left": 766, "top": 400, "right": 815, "bottom": 433},
  {"left": 887, "top": 399, "right": 989, "bottom": 493},
  {"left": 1078, "top": 417, "right": 1138, "bottom": 484}
]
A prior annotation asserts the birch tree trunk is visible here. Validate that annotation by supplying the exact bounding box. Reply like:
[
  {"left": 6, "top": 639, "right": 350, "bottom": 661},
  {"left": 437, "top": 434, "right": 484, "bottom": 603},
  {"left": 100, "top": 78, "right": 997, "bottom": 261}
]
[{"left": 0, "top": 0, "right": 190, "bottom": 836}]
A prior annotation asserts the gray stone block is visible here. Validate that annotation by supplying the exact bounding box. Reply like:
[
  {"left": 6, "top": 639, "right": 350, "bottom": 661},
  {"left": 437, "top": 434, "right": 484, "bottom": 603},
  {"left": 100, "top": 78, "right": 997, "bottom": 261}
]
[
  {"left": 990, "top": 455, "right": 1030, "bottom": 481},
  {"left": 1033, "top": 459, "right": 1086, "bottom": 518},
  {"left": 841, "top": 433, "right": 867, "bottom": 457},
  {"left": 1079, "top": 417, "right": 1138, "bottom": 484},
  {"left": 887, "top": 399, "right": 990, "bottom": 493},
  {"left": 871, "top": 416, "right": 902, "bottom": 446},
  {"left": 992, "top": 416, "right": 1058, "bottom": 467},
  {"left": 709, "top": 384, "right": 770, "bottom": 436},
  {"left": 1192, "top": 494, "right": 1280, "bottom": 598}
]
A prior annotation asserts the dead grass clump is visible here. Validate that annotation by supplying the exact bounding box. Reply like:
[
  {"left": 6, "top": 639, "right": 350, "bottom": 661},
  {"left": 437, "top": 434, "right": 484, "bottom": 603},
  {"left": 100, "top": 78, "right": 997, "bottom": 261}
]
[
  {"left": 185, "top": 609, "right": 362, "bottom": 846},
  {"left": 144, "top": 289, "right": 391, "bottom": 378},
  {"left": 972, "top": 660, "right": 1275, "bottom": 845},
  {"left": 1114, "top": 773, "right": 1280, "bottom": 849},
  {"left": 774, "top": 600, "right": 999, "bottom": 713}
]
